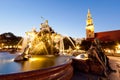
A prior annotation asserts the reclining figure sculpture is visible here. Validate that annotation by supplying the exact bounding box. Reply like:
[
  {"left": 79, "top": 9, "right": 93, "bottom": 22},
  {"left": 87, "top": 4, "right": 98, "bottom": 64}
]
[
  {"left": 88, "top": 38, "right": 116, "bottom": 77},
  {"left": 14, "top": 44, "right": 31, "bottom": 61}
]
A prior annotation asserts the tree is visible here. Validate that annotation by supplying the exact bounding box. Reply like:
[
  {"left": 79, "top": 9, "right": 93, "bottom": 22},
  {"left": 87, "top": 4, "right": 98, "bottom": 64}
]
[{"left": 80, "top": 40, "right": 92, "bottom": 51}]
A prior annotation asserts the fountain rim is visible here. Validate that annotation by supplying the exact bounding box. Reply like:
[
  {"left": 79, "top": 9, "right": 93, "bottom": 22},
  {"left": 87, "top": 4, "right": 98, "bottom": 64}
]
[{"left": 0, "top": 55, "right": 72, "bottom": 76}]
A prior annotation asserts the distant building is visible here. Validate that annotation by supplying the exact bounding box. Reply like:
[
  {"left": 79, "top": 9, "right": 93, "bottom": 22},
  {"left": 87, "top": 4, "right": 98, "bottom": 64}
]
[
  {"left": 95, "top": 30, "right": 120, "bottom": 41},
  {"left": 86, "top": 9, "right": 94, "bottom": 39},
  {"left": 86, "top": 9, "right": 120, "bottom": 42}
]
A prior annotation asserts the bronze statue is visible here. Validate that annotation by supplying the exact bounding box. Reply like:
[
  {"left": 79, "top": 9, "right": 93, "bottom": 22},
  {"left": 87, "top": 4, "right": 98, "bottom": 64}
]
[{"left": 88, "top": 38, "right": 116, "bottom": 77}]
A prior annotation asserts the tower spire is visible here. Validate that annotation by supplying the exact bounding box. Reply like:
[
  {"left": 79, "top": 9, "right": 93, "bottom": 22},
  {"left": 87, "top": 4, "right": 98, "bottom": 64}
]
[
  {"left": 87, "top": 9, "right": 93, "bottom": 25},
  {"left": 87, "top": 9, "right": 91, "bottom": 18},
  {"left": 86, "top": 9, "right": 94, "bottom": 39}
]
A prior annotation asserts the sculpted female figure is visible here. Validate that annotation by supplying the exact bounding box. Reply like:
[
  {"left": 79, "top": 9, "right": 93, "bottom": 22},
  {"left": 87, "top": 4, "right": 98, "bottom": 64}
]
[{"left": 88, "top": 38, "right": 116, "bottom": 77}]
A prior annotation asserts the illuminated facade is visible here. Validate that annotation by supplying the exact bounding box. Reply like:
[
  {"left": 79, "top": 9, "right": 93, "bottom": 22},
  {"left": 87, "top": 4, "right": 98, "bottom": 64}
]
[
  {"left": 86, "top": 9, "right": 94, "bottom": 39},
  {"left": 85, "top": 9, "right": 120, "bottom": 42}
]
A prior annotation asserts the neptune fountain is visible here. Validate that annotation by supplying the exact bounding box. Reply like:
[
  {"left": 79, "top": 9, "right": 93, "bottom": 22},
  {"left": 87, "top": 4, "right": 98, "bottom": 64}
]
[
  {"left": 0, "top": 20, "right": 73, "bottom": 80},
  {"left": 15, "top": 20, "right": 59, "bottom": 61}
]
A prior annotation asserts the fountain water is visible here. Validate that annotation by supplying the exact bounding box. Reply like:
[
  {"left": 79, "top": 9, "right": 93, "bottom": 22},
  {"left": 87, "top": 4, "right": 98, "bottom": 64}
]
[
  {"left": 0, "top": 20, "right": 73, "bottom": 80},
  {"left": 66, "top": 36, "right": 76, "bottom": 48},
  {"left": 14, "top": 20, "right": 55, "bottom": 60},
  {"left": 59, "top": 36, "right": 76, "bottom": 56}
]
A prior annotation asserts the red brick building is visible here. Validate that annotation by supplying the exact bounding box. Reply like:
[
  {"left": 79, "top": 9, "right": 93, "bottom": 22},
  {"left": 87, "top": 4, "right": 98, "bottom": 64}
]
[{"left": 95, "top": 30, "right": 120, "bottom": 41}]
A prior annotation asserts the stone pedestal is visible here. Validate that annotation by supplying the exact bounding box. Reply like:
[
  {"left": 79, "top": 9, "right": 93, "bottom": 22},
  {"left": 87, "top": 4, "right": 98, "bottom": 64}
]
[{"left": 72, "top": 59, "right": 104, "bottom": 75}]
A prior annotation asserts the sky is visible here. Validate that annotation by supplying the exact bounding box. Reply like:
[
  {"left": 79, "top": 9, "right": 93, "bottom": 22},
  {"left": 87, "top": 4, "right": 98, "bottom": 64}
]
[{"left": 0, "top": 0, "right": 120, "bottom": 38}]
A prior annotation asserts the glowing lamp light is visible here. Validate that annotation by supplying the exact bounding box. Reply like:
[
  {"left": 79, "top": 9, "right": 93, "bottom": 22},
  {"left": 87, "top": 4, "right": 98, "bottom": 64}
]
[
  {"left": 118, "top": 44, "right": 120, "bottom": 49},
  {"left": 116, "top": 44, "right": 120, "bottom": 53}
]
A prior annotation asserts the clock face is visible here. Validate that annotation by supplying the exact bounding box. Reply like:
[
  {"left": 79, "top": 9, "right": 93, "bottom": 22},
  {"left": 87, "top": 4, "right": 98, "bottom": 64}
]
[{"left": 88, "top": 30, "right": 91, "bottom": 32}]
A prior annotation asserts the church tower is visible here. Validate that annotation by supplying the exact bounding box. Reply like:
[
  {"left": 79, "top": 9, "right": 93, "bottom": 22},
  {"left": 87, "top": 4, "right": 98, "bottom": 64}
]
[{"left": 86, "top": 9, "right": 94, "bottom": 39}]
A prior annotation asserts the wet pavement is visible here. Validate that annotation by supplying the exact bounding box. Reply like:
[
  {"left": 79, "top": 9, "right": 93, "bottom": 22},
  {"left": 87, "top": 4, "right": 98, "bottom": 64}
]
[{"left": 71, "top": 56, "right": 120, "bottom": 80}]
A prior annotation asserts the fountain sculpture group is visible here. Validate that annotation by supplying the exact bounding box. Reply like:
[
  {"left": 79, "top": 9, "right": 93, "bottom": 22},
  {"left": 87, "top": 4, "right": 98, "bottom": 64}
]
[{"left": 0, "top": 20, "right": 73, "bottom": 80}]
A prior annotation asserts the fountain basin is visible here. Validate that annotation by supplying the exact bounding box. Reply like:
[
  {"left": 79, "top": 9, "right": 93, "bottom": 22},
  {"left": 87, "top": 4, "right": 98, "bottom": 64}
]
[{"left": 0, "top": 53, "right": 73, "bottom": 80}]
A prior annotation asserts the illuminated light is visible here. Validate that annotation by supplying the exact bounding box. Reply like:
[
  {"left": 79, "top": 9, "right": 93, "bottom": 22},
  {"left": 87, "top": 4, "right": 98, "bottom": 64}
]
[
  {"left": 118, "top": 45, "right": 120, "bottom": 49},
  {"left": 9, "top": 45, "right": 12, "bottom": 48},
  {"left": 107, "top": 49, "right": 111, "bottom": 53},
  {"left": 116, "top": 50, "right": 120, "bottom": 53},
  {"left": 29, "top": 58, "right": 45, "bottom": 61},
  {"left": 18, "top": 45, "right": 22, "bottom": 48},
  {"left": 2, "top": 43, "right": 4, "bottom": 46},
  {"left": 104, "top": 48, "right": 112, "bottom": 53},
  {"left": 115, "top": 44, "right": 120, "bottom": 53},
  {"left": 4, "top": 46, "right": 8, "bottom": 48},
  {"left": 116, "top": 44, "right": 120, "bottom": 49},
  {"left": 29, "top": 58, "right": 40, "bottom": 61}
]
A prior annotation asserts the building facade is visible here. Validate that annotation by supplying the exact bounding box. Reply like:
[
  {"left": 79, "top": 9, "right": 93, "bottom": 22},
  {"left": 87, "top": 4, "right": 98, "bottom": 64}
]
[
  {"left": 95, "top": 30, "right": 120, "bottom": 41},
  {"left": 86, "top": 9, "right": 120, "bottom": 42}
]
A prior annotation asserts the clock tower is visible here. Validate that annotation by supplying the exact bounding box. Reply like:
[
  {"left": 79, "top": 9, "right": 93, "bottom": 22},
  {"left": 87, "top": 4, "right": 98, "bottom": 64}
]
[{"left": 86, "top": 9, "right": 94, "bottom": 39}]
